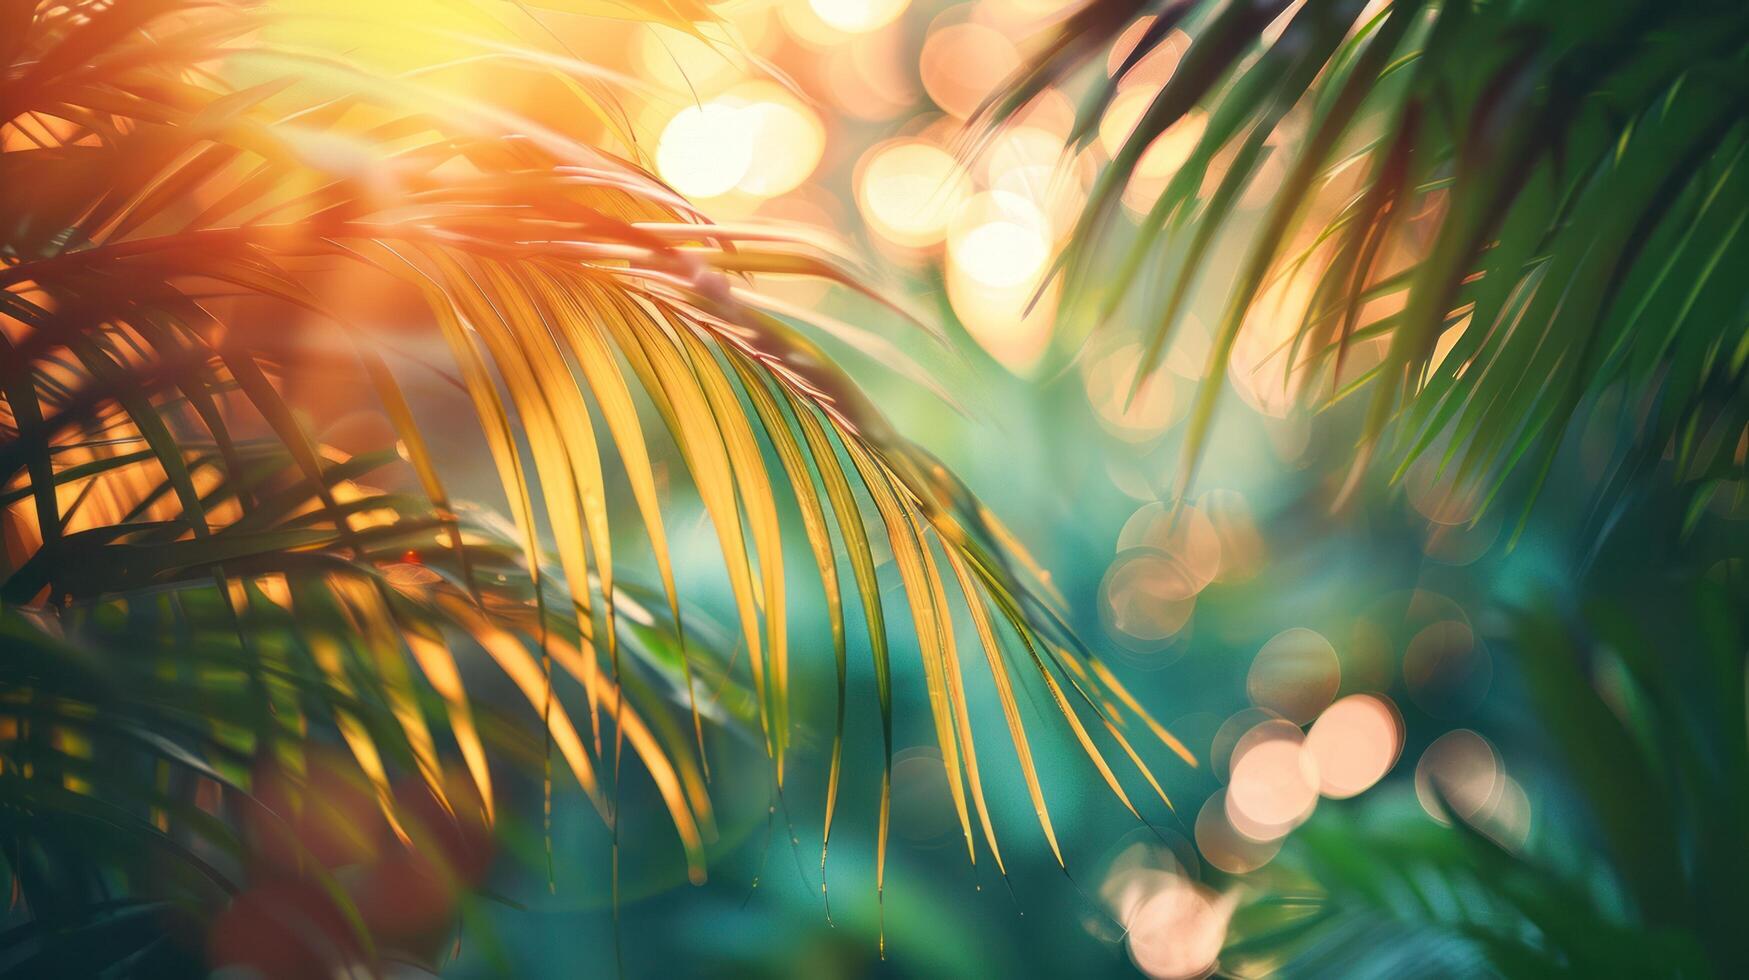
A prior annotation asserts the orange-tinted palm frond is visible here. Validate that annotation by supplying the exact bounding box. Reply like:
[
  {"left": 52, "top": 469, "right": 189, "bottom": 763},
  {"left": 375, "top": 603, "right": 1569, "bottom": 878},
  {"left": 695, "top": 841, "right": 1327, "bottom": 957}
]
[{"left": 0, "top": 0, "right": 1192, "bottom": 946}]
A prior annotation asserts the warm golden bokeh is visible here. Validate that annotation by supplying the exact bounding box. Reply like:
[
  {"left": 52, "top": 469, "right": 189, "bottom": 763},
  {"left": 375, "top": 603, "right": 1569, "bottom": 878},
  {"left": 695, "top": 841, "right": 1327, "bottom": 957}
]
[
  {"left": 1305, "top": 695, "right": 1404, "bottom": 799},
  {"left": 658, "top": 102, "right": 756, "bottom": 198},
  {"left": 809, "top": 0, "right": 910, "bottom": 34},
  {"left": 857, "top": 139, "right": 969, "bottom": 248},
  {"left": 920, "top": 20, "right": 1020, "bottom": 118},
  {"left": 1195, "top": 789, "right": 1282, "bottom": 874},
  {"left": 1225, "top": 720, "right": 1318, "bottom": 841}
]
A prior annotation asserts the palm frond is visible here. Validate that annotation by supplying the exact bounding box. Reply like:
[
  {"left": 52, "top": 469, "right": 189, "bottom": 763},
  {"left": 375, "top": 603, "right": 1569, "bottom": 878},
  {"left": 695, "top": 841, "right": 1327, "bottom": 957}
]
[
  {"left": 989, "top": 0, "right": 1749, "bottom": 523},
  {"left": 1, "top": 0, "right": 1194, "bottom": 967}
]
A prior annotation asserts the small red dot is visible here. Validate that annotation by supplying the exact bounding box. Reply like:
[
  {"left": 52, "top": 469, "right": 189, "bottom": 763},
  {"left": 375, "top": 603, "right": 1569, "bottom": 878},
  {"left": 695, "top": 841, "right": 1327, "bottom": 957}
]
[{"left": 401, "top": 549, "right": 423, "bottom": 565}]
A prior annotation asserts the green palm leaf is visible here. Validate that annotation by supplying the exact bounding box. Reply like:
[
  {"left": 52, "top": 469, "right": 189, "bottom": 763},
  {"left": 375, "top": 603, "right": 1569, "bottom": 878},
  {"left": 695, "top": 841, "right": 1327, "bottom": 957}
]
[{"left": 988, "top": 0, "right": 1749, "bottom": 522}]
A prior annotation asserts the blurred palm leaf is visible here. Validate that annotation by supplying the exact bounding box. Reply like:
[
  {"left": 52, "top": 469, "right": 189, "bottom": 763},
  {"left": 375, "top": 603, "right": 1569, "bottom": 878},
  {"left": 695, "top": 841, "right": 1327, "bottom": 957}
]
[
  {"left": 989, "top": 0, "right": 1749, "bottom": 523},
  {"left": 1, "top": 0, "right": 1194, "bottom": 968},
  {"left": 1223, "top": 575, "right": 1749, "bottom": 978}
]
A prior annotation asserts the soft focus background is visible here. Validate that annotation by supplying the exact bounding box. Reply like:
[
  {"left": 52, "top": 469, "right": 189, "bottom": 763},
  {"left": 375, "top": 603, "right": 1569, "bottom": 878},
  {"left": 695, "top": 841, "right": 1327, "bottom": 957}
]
[
  {"left": 9, "top": 0, "right": 1748, "bottom": 976},
  {"left": 290, "top": 1, "right": 1726, "bottom": 976}
]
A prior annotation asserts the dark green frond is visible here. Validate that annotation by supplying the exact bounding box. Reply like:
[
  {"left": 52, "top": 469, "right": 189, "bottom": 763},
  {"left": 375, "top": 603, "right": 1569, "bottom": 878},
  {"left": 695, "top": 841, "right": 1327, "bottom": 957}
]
[{"left": 992, "top": 0, "right": 1749, "bottom": 522}]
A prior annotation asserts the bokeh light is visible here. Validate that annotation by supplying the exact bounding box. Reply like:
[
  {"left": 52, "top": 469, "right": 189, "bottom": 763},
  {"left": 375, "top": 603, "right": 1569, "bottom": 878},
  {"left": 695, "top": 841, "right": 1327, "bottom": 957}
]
[
  {"left": 920, "top": 20, "right": 1020, "bottom": 118},
  {"left": 890, "top": 746, "right": 956, "bottom": 842},
  {"left": 856, "top": 139, "right": 969, "bottom": 248},
  {"left": 655, "top": 82, "right": 825, "bottom": 202},
  {"left": 1199, "top": 488, "right": 1265, "bottom": 583},
  {"left": 1247, "top": 627, "right": 1340, "bottom": 724},
  {"left": 1485, "top": 777, "right": 1534, "bottom": 850},
  {"left": 1227, "top": 269, "right": 1317, "bottom": 418},
  {"left": 1225, "top": 725, "right": 1319, "bottom": 840},
  {"left": 945, "top": 252, "right": 1058, "bottom": 374},
  {"left": 1404, "top": 454, "right": 1485, "bottom": 526},
  {"left": 824, "top": 26, "right": 917, "bottom": 119},
  {"left": 1108, "top": 17, "right": 1190, "bottom": 87},
  {"left": 1415, "top": 729, "right": 1504, "bottom": 825},
  {"left": 981, "top": 124, "right": 1088, "bottom": 233},
  {"left": 724, "top": 82, "right": 827, "bottom": 197},
  {"left": 1195, "top": 789, "right": 1281, "bottom": 874},
  {"left": 1423, "top": 506, "right": 1503, "bottom": 565},
  {"left": 1098, "top": 93, "right": 1207, "bottom": 214},
  {"left": 947, "top": 190, "right": 1053, "bottom": 289},
  {"left": 638, "top": 24, "right": 743, "bottom": 95},
  {"left": 1100, "top": 548, "right": 1198, "bottom": 648},
  {"left": 1209, "top": 708, "right": 1281, "bottom": 783},
  {"left": 657, "top": 102, "right": 754, "bottom": 198},
  {"left": 809, "top": 0, "right": 910, "bottom": 34},
  {"left": 1118, "top": 501, "right": 1223, "bottom": 591},
  {"left": 1096, "top": 834, "right": 1229, "bottom": 978},
  {"left": 1126, "top": 877, "right": 1232, "bottom": 980},
  {"left": 1151, "top": 313, "right": 1213, "bottom": 379},
  {"left": 1083, "top": 341, "right": 1188, "bottom": 440},
  {"left": 1305, "top": 694, "right": 1403, "bottom": 798},
  {"left": 1097, "top": 833, "right": 1197, "bottom": 927}
]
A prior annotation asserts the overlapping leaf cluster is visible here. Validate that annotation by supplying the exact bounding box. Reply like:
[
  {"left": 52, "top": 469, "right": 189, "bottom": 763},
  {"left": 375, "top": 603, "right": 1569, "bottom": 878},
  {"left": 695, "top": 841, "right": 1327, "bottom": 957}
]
[
  {"left": 990, "top": 0, "right": 1749, "bottom": 522},
  {"left": 0, "top": 0, "right": 1193, "bottom": 968}
]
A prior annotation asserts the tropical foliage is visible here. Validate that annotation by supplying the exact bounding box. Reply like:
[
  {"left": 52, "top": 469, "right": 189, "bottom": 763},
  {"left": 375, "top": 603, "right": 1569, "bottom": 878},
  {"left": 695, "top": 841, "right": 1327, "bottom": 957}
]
[
  {"left": 1226, "top": 571, "right": 1749, "bottom": 979},
  {"left": 0, "top": 0, "right": 1193, "bottom": 972},
  {"left": 987, "top": 0, "right": 1749, "bottom": 523},
  {"left": 4, "top": 0, "right": 1748, "bottom": 975}
]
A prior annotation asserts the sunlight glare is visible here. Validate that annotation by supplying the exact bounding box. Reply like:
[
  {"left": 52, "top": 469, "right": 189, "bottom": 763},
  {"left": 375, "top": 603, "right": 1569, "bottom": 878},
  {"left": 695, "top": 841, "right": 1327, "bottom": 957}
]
[
  {"left": 947, "top": 190, "right": 1052, "bottom": 288},
  {"left": 856, "top": 140, "right": 969, "bottom": 248},
  {"left": 810, "top": 0, "right": 909, "bottom": 34},
  {"left": 657, "top": 102, "right": 754, "bottom": 199},
  {"left": 724, "top": 83, "right": 827, "bottom": 197}
]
